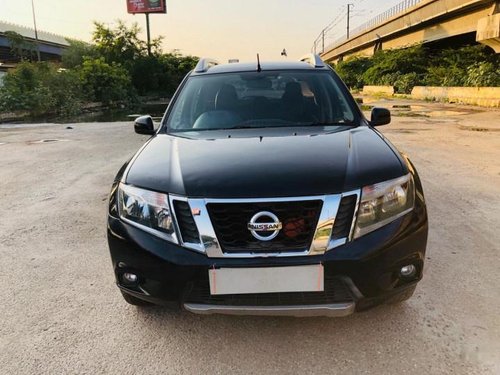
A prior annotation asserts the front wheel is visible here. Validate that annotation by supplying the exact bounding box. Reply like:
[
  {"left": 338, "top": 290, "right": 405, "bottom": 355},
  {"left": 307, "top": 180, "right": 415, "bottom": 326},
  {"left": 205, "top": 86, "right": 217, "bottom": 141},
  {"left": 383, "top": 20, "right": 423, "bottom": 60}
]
[{"left": 121, "top": 291, "right": 153, "bottom": 306}]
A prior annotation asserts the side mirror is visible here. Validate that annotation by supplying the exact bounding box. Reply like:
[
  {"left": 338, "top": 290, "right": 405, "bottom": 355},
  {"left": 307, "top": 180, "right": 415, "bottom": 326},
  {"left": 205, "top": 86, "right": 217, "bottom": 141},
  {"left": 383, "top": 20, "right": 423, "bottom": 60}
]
[
  {"left": 134, "top": 115, "right": 155, "bottom": 135},
  {"left": 370, "top": 108, "right": 391, "bottom": 126}
]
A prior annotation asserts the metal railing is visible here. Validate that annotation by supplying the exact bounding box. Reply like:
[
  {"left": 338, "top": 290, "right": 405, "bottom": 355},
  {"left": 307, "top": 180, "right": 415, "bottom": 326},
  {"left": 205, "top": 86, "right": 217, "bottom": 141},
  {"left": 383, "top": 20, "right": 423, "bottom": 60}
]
[{"left": 323, "top": 0, "right": 424, "bottom": 52}]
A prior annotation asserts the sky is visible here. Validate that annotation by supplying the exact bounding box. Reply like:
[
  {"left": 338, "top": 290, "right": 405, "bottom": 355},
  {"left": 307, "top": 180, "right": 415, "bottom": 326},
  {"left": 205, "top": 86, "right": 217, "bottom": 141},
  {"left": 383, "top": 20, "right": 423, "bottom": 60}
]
[{"left": 0, "top": 0, "right": 404, "bottom": 62}]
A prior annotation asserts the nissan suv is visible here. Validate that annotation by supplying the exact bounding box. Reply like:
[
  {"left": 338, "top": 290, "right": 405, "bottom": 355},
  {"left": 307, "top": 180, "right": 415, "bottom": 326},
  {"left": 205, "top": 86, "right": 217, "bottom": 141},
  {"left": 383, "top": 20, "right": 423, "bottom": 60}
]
[{"left": 107, "top": 54, "right": 428, "bottom": 317}]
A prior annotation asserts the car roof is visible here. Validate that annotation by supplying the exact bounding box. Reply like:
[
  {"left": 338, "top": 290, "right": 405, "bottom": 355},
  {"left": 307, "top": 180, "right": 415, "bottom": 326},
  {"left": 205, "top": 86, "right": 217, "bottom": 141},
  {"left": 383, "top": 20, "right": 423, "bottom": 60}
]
[{"left": 191, "top": 60, "right": 331, "bottom": 76}]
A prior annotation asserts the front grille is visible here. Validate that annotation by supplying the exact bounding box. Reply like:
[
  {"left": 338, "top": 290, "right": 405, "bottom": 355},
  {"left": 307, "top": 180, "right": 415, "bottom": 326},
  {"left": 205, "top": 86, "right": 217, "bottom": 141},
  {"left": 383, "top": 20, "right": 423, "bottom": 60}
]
[
  {"left": 207, "top": 200, "right": 323, "bottom": 253},
  {"left": 173, "top": 200, "right": 201, "bottom": 244},
  {"left": 183, "top": 276, "right": 354, "bottom": 306},
  {"left": 330, "top": 195, "right": 357, "bottom": 240}
]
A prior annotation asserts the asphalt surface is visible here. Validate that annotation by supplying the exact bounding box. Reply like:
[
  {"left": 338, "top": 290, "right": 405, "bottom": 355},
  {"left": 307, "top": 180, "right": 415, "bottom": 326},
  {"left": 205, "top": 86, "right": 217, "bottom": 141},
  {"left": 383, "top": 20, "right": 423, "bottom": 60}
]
[{"left": 0, "top": 99, "right": 499, "bottom": 374}]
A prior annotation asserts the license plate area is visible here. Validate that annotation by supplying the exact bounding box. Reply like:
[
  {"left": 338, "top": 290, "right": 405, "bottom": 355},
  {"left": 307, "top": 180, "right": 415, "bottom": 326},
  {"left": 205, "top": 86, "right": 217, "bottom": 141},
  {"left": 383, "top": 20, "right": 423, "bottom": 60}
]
[{"left": 208, "top": 265, "right": 324, "bottom": 295}]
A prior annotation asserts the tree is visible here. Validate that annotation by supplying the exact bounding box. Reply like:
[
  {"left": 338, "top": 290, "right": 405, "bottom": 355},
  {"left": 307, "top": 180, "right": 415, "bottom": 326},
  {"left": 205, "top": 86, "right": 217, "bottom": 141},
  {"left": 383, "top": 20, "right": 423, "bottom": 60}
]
[
  {"left": 79, "top": 57, "right": 134, "bottom": 104},
  {"left": 62, "top": 39, "right": 98, "bottom": 68},
  {"left": 4, "top": 31, "right": 37, "bottom": 61},
  {"left": 92, "top": 21, "right": 163, "bottom": 67}
]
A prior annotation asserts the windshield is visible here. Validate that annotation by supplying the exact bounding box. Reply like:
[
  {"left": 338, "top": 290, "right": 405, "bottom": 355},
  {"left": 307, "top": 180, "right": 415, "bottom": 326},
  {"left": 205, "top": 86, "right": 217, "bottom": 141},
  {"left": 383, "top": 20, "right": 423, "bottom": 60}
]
[{"left": 166, "top": 70, "right": 356, "bottom": 132}]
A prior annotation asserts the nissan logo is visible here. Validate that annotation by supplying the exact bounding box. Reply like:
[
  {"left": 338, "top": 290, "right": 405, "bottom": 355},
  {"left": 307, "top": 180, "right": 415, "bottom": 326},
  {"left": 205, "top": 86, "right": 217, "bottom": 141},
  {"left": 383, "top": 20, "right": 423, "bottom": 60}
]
[{"left": 247, "top": 211, "right": 282, "bottom": 241}]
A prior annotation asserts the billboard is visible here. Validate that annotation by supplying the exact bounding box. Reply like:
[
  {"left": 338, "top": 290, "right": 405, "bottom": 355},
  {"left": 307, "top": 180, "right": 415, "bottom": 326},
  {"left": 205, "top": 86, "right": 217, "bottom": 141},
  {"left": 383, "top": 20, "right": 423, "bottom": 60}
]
[{"left": 127, "top": 0, "right": 167, "bottom": 14}]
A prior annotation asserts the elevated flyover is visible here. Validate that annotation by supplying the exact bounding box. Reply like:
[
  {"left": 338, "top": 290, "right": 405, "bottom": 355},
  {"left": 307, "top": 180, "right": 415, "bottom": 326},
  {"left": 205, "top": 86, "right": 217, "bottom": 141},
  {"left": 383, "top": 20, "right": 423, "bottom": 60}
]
[
  {"left": 0, "top": 20, "right": 70, "bottom": 70},
  {"left": 321, "top": 0, "right": 500, "bottom": 63}
]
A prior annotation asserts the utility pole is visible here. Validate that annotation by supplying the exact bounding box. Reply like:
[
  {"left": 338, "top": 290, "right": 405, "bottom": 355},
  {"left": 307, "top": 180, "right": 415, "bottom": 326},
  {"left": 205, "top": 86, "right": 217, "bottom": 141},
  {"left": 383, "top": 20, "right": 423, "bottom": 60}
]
[
  {"left": 347, "top": 3, "right": 354, "bottom": 40},
  {"left": 31, "top": 0, "right": 41, "bottom": 62},
  {"left": 322, "top": 29, "right": 325, "bottom": 53}
]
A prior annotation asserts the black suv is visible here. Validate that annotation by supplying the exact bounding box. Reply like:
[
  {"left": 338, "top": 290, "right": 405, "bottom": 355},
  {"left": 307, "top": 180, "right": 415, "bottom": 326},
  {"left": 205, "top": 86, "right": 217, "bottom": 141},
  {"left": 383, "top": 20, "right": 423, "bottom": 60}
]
[{"left": 107, "top": 55, "right": 428, "bottom": 317}]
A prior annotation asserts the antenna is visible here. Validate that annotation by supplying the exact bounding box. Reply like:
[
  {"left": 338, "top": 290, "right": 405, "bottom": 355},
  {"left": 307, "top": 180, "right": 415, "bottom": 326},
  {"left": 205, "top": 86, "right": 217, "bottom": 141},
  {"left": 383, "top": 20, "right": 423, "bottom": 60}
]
[{"left": 257, "top": 53, "right": 262, "bottom": 72}]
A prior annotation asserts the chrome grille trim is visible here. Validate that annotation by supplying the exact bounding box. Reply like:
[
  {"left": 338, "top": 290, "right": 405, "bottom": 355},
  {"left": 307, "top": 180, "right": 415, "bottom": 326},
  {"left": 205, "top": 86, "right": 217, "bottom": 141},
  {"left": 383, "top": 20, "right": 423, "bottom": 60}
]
[{"left": 169, "top": 192, "right": 360, "bottom": 258}]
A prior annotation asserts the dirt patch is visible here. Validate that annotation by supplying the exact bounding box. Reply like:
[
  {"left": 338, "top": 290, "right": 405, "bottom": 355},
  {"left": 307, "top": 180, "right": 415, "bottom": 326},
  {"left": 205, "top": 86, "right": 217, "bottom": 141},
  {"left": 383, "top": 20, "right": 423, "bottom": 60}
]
[
  {"left": 458, "top": 125, "right": 500, "bottom": 133},
  {"left": 27, "top": 139, "right": 69, "bottom": 145}
]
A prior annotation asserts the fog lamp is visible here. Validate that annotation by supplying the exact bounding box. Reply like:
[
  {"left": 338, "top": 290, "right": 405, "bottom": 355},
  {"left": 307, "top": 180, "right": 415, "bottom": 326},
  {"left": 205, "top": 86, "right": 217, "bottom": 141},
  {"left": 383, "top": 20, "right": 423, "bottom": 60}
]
[
  {"left": 123, "top": 273, "right": 138, "bottom": 283},
  {"left": 400, "top": 265, "right": 416, "bottom": 278}
]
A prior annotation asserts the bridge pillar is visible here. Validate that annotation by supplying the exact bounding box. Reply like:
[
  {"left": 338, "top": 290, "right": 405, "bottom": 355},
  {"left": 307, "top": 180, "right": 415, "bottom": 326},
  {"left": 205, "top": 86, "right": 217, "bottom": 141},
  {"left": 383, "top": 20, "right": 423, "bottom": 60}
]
[{"left": 476, "top": 3, "right": 500, "bottom": 52}]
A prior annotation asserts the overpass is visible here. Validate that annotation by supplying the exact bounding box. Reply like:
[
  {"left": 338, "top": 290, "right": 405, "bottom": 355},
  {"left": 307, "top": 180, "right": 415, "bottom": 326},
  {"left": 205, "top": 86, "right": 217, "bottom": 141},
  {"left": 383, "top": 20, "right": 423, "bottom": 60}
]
[
  {"left": 320, "top": 0, "right": 500, "bottom": 63},
  {"left": 0, "top": 20, "right": 70, "bottom": 70}
]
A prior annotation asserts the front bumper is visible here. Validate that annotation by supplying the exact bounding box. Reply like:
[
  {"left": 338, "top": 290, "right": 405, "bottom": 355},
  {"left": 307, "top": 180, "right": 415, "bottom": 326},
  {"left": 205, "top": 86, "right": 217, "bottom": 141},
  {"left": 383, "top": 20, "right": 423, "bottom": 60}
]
[
  {"left": 107, "top": 194, "right": 428, "bottom": 315},
  {"left": 183, "top": 302, "right": 356, "bottom": 317}
]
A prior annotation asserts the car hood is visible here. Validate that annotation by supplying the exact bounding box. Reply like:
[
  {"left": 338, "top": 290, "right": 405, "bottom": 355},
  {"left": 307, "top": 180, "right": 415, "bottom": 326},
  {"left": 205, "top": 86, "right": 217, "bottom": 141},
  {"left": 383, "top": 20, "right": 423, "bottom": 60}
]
[{"left": 125, "top": 127, "right": 406, "bottom": 198}]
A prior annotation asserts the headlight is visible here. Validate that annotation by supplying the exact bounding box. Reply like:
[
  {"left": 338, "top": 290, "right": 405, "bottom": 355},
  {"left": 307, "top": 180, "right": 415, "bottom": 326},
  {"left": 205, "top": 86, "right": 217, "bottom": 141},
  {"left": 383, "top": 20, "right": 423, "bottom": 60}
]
[
  {"left": 354, "top": 174, "right": 415, "bottom": 239},
  {"left": 117, "top": 183, "right": 177, "bottom": 243}
]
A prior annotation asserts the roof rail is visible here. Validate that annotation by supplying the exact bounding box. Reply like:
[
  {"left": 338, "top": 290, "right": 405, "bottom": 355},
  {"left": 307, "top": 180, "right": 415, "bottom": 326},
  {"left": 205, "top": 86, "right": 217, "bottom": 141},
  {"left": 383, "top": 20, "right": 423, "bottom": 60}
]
[
  {"left": 299, "top": 54, "right": 325, "bottom": 68},
  {"left": 194, "top": 58, "right": 220, "bottom": 73}
]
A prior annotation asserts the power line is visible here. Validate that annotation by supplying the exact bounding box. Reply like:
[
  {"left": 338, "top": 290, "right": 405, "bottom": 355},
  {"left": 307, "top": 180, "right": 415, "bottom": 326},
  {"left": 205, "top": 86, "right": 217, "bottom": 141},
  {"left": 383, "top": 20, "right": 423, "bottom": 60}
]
[{"left": 312, "top": 5, "right": 346, "bottom": 53}]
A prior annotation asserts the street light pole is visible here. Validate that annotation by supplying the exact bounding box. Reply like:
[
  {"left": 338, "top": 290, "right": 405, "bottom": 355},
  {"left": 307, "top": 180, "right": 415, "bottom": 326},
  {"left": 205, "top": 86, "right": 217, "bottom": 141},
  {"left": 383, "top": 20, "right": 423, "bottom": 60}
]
[{"left": 31, "top": 0, "right": 41, "bottom": 62}]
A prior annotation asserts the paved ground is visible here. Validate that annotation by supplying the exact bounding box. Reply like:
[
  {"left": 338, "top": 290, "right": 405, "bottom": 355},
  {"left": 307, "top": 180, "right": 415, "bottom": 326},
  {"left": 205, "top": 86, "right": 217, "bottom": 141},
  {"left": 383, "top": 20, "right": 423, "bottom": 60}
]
[{"left": 0, "top": 99, "right": 499, "bottom": 374}]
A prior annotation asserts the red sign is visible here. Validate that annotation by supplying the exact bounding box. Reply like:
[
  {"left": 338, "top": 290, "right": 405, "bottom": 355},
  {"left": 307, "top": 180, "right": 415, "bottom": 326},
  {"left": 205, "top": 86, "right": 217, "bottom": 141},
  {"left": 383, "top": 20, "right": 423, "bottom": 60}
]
[{"left": 127, "top": 0, "right": 167, "bottom": 14}]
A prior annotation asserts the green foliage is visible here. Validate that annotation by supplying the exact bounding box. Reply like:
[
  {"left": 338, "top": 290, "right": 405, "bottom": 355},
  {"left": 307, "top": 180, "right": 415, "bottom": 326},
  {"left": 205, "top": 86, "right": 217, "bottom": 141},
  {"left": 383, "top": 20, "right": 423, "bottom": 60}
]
[
  {"left": 335, "top": 56, "right": 373, "bottom": 89},
  {"left": 465, "top": 62, "right": 500, "bottom": 87},
  {"left": 425, "top": 45, "right": 499, "bottom": 87},
  {"left": 4, "top": 31, "right": 38, "bottom": 61},
  {"left": 394, "top": 72, "right": 423, "bottom": 95},
  {"left": 92, "top": 22, "right": 197, "bottom": 96},
  {"left": 363, "top": 45, "right": 427, "bottom": 93},
  {"left": 62, "top": 39, "right": 98, "bottom": 69},
  {"left": 0, "top": 62, "right": 82, "bottom": 116},
  {"left": 335, "top": 44, "right": 499, "bottom": 94},
  {"left": 1, "top": 21, "right": 199, "bottom": 117},
  {"left": 155, "top": 52, "right": 198, "bottom": 94},
  {"left": 129, "top": 52, "right": 198, "bottom": 96},
  {"left": 79, "top": 57, "right": 133, "bottom": 104},
  {"left": 92, "top": 21, "right": 162, "bottom": 66}
]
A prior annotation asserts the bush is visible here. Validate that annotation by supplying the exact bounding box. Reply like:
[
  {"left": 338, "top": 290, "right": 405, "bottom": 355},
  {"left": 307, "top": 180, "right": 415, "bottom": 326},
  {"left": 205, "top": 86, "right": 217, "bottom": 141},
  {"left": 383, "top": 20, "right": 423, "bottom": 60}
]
[
  {"left": 465, "top": 62, "right": 500, "bottom": 87},
  {"left": 0, "top": 62, "right": 83, "bottom": 116},
  {"left": 363, "top": 45, "right": 428, "bottom": 88},
  {"left": 425, "top": 45, "right": 499, "bottom": 87},
  {"left": 79, "top": 57, "right": 134, "bottom": 104},
  {"left": 335, "top": 56, "right": 373, "bottom": 89},
  {"left": 0, "top": 22, "right": 199, "bottom": 118},
  {"left": 394, "top": 72, "right": 423, "bottom": 94},
  {"left": 333, "top": 43, "right": 499, "bottom": 93}
]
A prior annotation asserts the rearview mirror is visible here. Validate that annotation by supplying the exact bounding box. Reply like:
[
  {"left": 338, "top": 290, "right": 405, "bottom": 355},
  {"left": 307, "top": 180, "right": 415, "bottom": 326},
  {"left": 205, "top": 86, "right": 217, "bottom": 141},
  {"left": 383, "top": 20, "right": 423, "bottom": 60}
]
[
  {"left": 134, "top": 115, "right": 155, "bottom": 135},
  {"left": 370, "top": 108, "right": 391, "bottom": 126}
]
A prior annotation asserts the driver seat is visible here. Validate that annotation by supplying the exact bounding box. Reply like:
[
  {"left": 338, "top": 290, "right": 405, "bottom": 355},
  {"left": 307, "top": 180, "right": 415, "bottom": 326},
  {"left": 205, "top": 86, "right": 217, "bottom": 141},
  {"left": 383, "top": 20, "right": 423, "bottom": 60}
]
[{"left": 215, "top": 84, "right": 238, "bottom": 111}]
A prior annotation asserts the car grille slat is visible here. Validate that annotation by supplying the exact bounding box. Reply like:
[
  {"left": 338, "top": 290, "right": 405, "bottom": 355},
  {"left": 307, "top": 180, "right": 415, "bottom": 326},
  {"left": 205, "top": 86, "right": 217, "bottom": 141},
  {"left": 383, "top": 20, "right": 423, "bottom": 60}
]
[
  {"left": 173, "top": 200, "right": 201, "bottom": 244},
  {"left": 183, "top": 276, "right": 354, "bottom": 306},
  {"left": 331, "top": 195, "right": 357, "bottom": 240},
  {"left": 207, "top": 200, "right": 323, "bottom": 253}
]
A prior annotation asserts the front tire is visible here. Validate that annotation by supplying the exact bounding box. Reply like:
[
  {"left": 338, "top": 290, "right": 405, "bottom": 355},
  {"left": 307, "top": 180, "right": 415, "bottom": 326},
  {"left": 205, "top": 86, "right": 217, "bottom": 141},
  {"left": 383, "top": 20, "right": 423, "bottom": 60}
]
[{"left": 121, "top": 291, "right": 153, "bottom": 306}]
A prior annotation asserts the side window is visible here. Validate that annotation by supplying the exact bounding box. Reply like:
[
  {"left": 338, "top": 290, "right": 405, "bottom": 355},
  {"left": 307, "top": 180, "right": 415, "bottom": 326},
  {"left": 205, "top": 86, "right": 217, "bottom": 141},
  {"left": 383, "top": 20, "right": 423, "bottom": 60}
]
[{"left": 170, "top": 91, "right": 187, "bottom": 129}]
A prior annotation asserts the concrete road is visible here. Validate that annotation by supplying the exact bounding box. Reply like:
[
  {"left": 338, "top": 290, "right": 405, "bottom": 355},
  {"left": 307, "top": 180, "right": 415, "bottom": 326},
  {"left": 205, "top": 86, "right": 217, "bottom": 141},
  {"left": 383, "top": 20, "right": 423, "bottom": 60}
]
[{"left": 0, "top": 100, "right": 499, "bottom": 374}]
